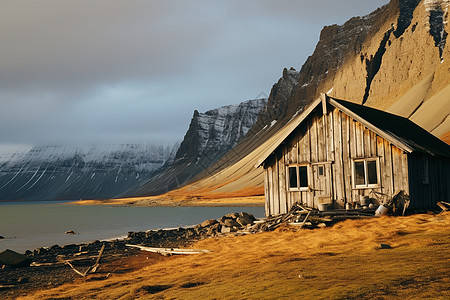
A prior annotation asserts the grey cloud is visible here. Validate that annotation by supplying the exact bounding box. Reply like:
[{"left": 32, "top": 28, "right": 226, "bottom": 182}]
[{"left": 0, "top": 0, "right": 389, "bottom": 147}]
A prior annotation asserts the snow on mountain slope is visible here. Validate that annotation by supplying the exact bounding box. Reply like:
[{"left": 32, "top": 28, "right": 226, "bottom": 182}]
[{"left": 0, "top": 143, "right": 178, "bottom": 201}]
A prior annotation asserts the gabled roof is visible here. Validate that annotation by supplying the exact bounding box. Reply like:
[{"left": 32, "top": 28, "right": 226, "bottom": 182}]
[{"left": 256, "top": 94, "right": 450, "bottom": 167}]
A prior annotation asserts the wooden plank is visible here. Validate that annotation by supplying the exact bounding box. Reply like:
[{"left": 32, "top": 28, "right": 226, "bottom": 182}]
[
  {"left": 329, "top": 109, "right": 335, "bottom": 162},
  {"left": 310, "top": 115, "right": 318, "bottom": 163},
  {"left": 350, "top": 119, "right": 357, "bottom": 158},
  {"left": 279, "top": 149, "right": 287, "bottom": 214},
  {"left": 273, "top": 157, "right": 280, "bottom": 215},
  {"left": 364, "top": 127, "right": 370, "bottom": 157},
  {"left": 264, "top": 169, "right": 270, "bottom": 217},
  {"left": 376, "top": 136, "right": 385, "bottom": 194},
  {"left": 342, "top": 114, "right": 352, "bottom": 204},
  {"left": 334, "top": 109, "right": 343, "bottom": 203},
  {"left": 356, "top": 122, "right": 363, "bottom": 157},
  {"left": 392, "top": 146, "right": 403, "bottom": 195},
  {"left": 370, "top": 131, "right": 377, "bottom": 157},
  {"left": 401, "top": 152, "right": 409, "bottom": 194},
  {"left": 317, "top": 115, "right": 325, "bottom": 162},
  {"left": 385, "top": 140, "right": 394, "bottom": 197},
  {"left": 268, "top": 166, "right": 274, "bottom": 216}
]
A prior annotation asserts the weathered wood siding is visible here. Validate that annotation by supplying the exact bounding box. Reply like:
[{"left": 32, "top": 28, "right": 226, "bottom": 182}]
[
  {"left": 407, "top": 154, "right": 450, "bottom": 209},
  {"left": 263, "top": 105, "right": 410, "bottom": 216}
]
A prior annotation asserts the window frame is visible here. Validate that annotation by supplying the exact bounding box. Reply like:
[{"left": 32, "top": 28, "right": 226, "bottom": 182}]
[
  {"left": 351, "top": 157, "right": 380, "bottom": 189},
  {"left": 286, "top": 164, "right": 310, "bottom": 191}
]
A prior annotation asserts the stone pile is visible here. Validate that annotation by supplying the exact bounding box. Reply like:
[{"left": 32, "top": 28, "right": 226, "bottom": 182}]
[{"left": 126, "top": 212, "right": 258, "bottom": 247}]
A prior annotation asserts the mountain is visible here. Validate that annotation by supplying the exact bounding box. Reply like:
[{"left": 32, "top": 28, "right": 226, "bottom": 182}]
[
  {"left": 160, "top": 0, "right": 450, "bottom": 200},
  {"left": 126, "top": 98, "right": 268, "bottom": 196},
  {"left": 0, "top": 144, "right": 178, "bottom": 201}
]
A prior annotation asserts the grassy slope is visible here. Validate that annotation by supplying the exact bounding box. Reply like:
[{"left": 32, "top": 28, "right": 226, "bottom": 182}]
[{"left": 21, "top": 213, "right": 450, "bottom": 300}]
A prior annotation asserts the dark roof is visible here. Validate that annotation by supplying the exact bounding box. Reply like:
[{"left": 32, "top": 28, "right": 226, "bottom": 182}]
[{"left": 330, "top": 97, "right": 450, "bottom": 158}]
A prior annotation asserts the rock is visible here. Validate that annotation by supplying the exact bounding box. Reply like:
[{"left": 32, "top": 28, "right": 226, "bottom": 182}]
[
  {"left": 240, "top": 212, "right": 256, "bottom": 221},
  {"left": 65, "top": 230, "right": 76, "bottom": 235},
  {"left": 50, "top": 245, "right": 62, "bottom": 251},
  {"left": 0, "top": 235, "right": 4, "bottom": 239},
  {"left": 18, "top": 277, "right": 30, "bottom": 284},
  {"left": 380, "top": 243, "right": 392, "bottom": 249},
  {"left": 221, "top": 226, "right": 231, "bottom": 234},
  {"left": 221, "top": 218, "right": 240, "bottom": 228},
  {"left": 200, "top": 219, "right": 218, "bottom": 228},
  {"left": 236, "top": 216, "right": 254, "bottom": 227},
  {"left": 224, "top": 213, "right": 239, "bottom": 219},
  {"left": 62, "top": 244, "right": 78, "bottom": 251}
]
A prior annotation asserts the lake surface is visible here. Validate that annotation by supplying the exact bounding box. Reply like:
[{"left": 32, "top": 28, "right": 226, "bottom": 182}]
[{"left": 0, "top": 202, "right": 264, "bottom": 253}]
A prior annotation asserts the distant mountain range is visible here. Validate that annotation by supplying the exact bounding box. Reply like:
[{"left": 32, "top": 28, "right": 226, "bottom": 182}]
[
  {"left": 0, "top": 98, "right": 267, "bottom": 201},
  {"left": 0, "top": 144, "right": 177, "bottom": 201}
]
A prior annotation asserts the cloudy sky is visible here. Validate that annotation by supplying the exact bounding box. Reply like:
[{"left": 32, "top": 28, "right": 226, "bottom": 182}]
[{"left": 0, "top": 0, "right": 387, "bottom": 150}]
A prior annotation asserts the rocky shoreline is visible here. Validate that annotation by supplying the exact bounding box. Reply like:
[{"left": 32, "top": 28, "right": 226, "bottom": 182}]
[
  {"left": 1, "top": 205, "right": 384, "bottom": 299},
  {"left": 0, "top": 211, "right": 260, "bottom": 299}
]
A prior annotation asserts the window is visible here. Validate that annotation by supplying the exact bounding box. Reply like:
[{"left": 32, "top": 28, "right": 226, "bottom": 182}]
[
  {"left": 352, "top": 158, "right": 379, "bottom": 188},
  {"left": 318, "top": 165, "right": 324, "bottom": 176},
  {"left": 287, "top": 165, "right": 309, "bottom": 190}
]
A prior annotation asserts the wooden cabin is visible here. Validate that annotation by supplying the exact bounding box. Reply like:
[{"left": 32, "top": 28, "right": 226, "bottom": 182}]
[{"left": 256, "top": 94, "right": 450, "bottom": 216}]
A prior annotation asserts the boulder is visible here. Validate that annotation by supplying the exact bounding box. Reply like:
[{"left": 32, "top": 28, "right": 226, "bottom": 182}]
[
  {"left": 239, "top": 212, "right": 256, "bottom": 221},
  {"left": 221, "top": 218, "right": 240, "bottom": 228},
  {"left": 0, "top": 249, "right": 32, "bottom": 267},
  {"left": 221, "top": 226, "right": 231, "bottom": 234},
  {"left": 200, "top": 219, "right": 218, "bottom": 228},
  {"left": 224, "top": 213, "right": 239, "bottom": 219},
  {"left": 236, "top": 216, "right": 254, "bottom": 227}
]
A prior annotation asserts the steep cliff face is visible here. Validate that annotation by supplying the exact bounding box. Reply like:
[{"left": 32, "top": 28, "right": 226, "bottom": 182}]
[
  {"left": 176, "top": 98, "right": 267, "bottom": 164},
  {"left": 127, "top": 98, "right": 267, "bottom": 196},
  {"left": 261, "top": 0, "right": 449, "bottom": 140},
  {"left": 0, "top": 144, "right": 177, "bottom": 201}
]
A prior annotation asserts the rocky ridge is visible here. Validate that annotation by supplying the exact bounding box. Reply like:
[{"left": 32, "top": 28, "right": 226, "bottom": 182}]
[{"left": 127, "top": 98, "right": 267, "bottom": 196}]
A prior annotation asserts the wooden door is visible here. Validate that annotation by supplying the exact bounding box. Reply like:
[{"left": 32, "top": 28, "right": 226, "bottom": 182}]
[{"left": 312, "top": 163, "right": 333, "bottom": 207}]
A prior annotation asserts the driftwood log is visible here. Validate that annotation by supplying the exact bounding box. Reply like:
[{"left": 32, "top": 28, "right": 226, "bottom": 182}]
[{"left": 64, "top": 243, "right": 105, "bottom": 277}]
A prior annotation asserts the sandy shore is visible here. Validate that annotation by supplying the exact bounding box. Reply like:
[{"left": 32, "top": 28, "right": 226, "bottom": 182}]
[{"left": 73, "top": 195, "right": 265, "bottom": 207}]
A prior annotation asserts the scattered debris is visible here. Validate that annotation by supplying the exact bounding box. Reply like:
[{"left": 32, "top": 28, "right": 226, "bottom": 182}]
[
  {"left": 126, "top": 245, "right": 211, "bottom": 256},
  {"left": 254, "top": 203, "right": 376, "bottom": 231},
  {"left": 437, "top": 201, "right": 450, "bottom": 215},
  {"left": 62, "top": 243, "right": 105, "bottom": 277}
]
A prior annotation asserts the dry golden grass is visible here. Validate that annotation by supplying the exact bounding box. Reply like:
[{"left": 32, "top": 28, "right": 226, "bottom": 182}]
[
  {"left": 21, "top": 213, "right": 450, "bottom": 299},
  {"left": 74, "top": 195, "right": 265, "bottom": 207}
]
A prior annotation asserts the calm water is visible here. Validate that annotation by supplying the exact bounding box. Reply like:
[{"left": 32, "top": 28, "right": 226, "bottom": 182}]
[{"left": 0, "top": 202, "right": 264, "bottom": 253}]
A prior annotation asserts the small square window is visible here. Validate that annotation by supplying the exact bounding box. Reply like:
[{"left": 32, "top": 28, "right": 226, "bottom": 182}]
[
  {"left": 318, "top": 165, "right": 324, "bottom": 176},
  {"left": 352, "top": 158, "right": 379, "bottom": 188},
  {"left": 287, "top": 165, "right": 309, "bottom": 191}
]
